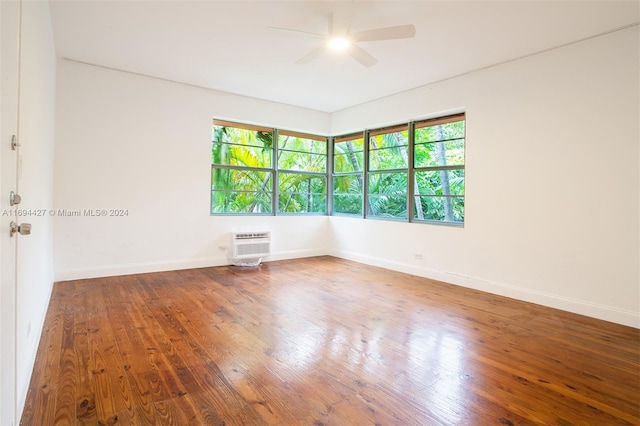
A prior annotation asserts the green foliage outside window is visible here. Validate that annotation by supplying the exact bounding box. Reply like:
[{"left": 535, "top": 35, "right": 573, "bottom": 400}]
[
  {"left": 212, "top": 114, "right": 465, "bottom": 224},
  {"left": 277, "top": 133, "right": 327, "bottom": 214},
  {"left": 211, "top": 124, "right": 273, "bottom": 214},
  {"left": 413, "top": 119, "right": 465, "bottom": 222},
  {"left": 211, "top": 121, "right": 327, "bottom": 214},
  {"left": 366, "top": 128, "right": 409, "bottom": 218},
  {"left": 333, "top": 136, "right": 364, "bottom": 215}
]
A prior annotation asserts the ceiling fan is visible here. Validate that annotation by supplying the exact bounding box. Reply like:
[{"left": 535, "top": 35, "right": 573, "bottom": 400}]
[{"left": 268, "top": 4, "right": 416, "bottom": 67}]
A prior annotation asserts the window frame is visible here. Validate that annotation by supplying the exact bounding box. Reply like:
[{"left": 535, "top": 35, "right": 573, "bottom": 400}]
[
  {"left": 211, "top": 113, "right": 465, "bottom": 225},
  {"left": 365, "top": 124, "right": 410, "bottom": 220},
  {"left": 211, "top": 119, "right": 329, "bottom": 216},
  {"left": 211, "top": 119, "right": 275, "bottom": 215},
  {"left": 411, "top": 113, "right": 466, "bottom": 225},
  {"left": 332, "top": 132, "right": 365, "bottom": 217},
  {"left": 276, "top": 129, "right": 328, "bottom": 215}
]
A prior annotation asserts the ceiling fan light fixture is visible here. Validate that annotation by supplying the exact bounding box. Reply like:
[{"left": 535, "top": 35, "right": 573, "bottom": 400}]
[
  {"left": 269, "top": 13, "right": 415, "bottom": 66},
  {"left": 328, "top": 36, "right": 350, "bottom": 50}
]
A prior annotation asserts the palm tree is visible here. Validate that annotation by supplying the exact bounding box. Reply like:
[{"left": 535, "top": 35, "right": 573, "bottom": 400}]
[
  {"left": 211, "top": 127, "right": 272, "bottom": 213},
  {"left": 333, "top": 138, "right": 367, "bottom": 215},
  {"left": 367, "top": 131, "right": 409, "bottom": 218}
]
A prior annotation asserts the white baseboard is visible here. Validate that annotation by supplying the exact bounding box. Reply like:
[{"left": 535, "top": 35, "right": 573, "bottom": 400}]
[
  {"left": 54, "top": 257, "right": 228, "bottom": 281},
  {"left": 54, "top": 249, "right": 639, "bottom": 328},
  {"left": 330, "top": 249, "right": 640, "bottom": 329},
  {"left": 263, "top": 248, "right": 327, "bottom": 262},
  {"left": 53, "top": 248, "right": 328, "bottom": 282}
]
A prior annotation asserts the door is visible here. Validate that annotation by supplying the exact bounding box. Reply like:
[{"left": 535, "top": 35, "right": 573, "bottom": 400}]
[{"left": 1, "top": 1, "right": 26, "bottom": 424}]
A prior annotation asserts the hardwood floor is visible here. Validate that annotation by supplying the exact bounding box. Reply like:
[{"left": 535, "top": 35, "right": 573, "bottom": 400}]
[{"left": 21, "top": 256, "right": 639, "bottom": 425}]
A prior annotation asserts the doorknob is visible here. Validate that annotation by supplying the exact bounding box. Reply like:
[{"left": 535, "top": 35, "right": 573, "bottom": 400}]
[
  {"left": 10, "top": 191, "right": 21, "bottom": 206},
  {"left": 9, "top": 221, "right": 31, "bottom": 237}
]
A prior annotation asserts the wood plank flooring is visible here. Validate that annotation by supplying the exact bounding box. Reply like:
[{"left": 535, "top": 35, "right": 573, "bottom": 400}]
[{"left": 21, "top": 256, "right": 640, "bottom": 425}]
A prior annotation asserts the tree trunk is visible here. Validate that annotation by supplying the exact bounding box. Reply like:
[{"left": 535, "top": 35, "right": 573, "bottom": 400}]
[
  {"left": 307, "top": 178, "right": 312, "bottom": 212},
  {"left": 344, "top": 140, "right": 372, "bottom": 215},
  {"left": 394, "top": 133, "right": 424, "bottom": 220},
  {"left": 434, "top": 126, "right": 454, "bottom": 221},
  {"left": 249, "top": 136, "right": 290, "bottom": 212}
]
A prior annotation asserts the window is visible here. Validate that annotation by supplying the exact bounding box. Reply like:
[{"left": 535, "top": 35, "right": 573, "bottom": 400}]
[
  {"left": 333, "top": 133, "right": 364, "bottom": 215},
  {"left": 211, "top": 120, "right": 327, "bottom": 215},
  {"left": 211, "top": 120, "right": 274, "bottom": 214},
  {"left": 212, "top": 113, "right": 464, "bottom": 224},
  {"left": 277, "top": 131, "right": 327, "bottom": 214},
  {"left": 413, "top": 114, "right": 465, "bottom": 223},
  {"left": 367, "top": 124, "right": 409, "bottom": 219}
]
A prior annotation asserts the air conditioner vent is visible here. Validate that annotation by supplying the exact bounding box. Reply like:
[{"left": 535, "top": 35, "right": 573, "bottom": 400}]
[{"left": 230, "top": 231, "right": 270, "bottom": 266}]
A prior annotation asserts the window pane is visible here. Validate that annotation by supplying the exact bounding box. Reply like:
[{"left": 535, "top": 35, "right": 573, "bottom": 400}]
[
  {"left": 211, "top": 168, "right": 271, "bottom": 191},
  {"left": 211, "top": 190, "right": 272, "bottom": 214},
  {"left": 415, "top": 120, "right": 465, "bottom": 143},
  {"left": 369, "top": 129, "right": 408, "bottom": 149},
  {"left": 367, "top": 195, "right": 407, "bottom": 218},
  {"left": 414, "top": 138, "right": 464, "bottom": 168},
  {"left": 278, "top": 151, "right": 326, "bottom": 172},
  {"left": 212, "top": 124, "right": 273, "bottom": 148},
  {"left": 333, "top": 194, "right": 362, "bottom": 215},
  {"left": 333, "top": 174, "right": 363, "bottom": 194},
  {"left": 368, "top": 172, "right": 407, "bottom": 196},
  {"left": 369, "top": 130, "right": 409, "bottom": 171},
  {"left": 278, "top": 135, "right": 326, "bottom": 154},
  {"left": 415, "top": 170, "right": 465, "bottom": 196},
  {"left": 334, "top": 138, "right": 364, "bottom": 173},
  {"left": 211, "top": 168, "right": 272, "bottom": 213},
  {"left": 278, "top": 173, "right": 326, "bottom": 213},
  {"left": 333, "top": 174, "right": 363, "bottom": 215},
  {"left": 414, "top": 196, "right": 464, "bottom": 223},
  {"left": 212, "top": 142, "right": 272, "bottom": 168},
  {"left": 367, "top": 172, "right": 407, "bottom": 218},
  {"left": 277, "top": 135, "right": 327, "bottom": 173}
]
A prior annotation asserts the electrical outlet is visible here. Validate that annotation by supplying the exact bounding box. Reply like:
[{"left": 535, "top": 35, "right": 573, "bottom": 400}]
[{"left": 414, "top": 254, "right": 423, "bottom": 260}]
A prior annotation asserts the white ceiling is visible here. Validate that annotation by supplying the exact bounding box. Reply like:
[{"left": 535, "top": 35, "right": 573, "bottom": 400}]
[{"left": 50, "top": 1, "right": 639, "bottom": 113}]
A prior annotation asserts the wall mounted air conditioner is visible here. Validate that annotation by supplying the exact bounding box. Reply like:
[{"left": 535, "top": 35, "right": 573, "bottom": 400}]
[{"left": 230, "top": 231, "right": 270, "bottom": 266}]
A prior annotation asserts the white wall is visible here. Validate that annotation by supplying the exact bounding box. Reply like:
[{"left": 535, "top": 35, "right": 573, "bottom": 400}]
[
  {"left": 0, "top": 1, "right": 56, "bottom": 424},
  {"left": 54, "top": 60, "right": 331, "bottom": 280},
  {"left": 54, "top": 26, "right": 639, "bottom": 329},
  {"left": 330, "top": 26, "right": 639, "bottom": 327}
]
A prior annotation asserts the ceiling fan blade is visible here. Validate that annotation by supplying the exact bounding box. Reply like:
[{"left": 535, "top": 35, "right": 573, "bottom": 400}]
[
  {"left": 295, "top": 47, "right": 324, "bottom": 65},
  {"left": 267, "top": 27, "right": 326, "bottom": 40},
  {"left": 347, "top": 44, "right": 378, "bottom": 67},
  {"left": 350, "top": 24, "right": 416, "bottom": 42},
  {"left": 328, "top": 12, "right": 335, "bottom": 35},
  {"left": 328, "top": 1, "right": 353, "bottom": 36}
]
